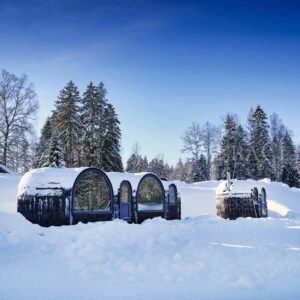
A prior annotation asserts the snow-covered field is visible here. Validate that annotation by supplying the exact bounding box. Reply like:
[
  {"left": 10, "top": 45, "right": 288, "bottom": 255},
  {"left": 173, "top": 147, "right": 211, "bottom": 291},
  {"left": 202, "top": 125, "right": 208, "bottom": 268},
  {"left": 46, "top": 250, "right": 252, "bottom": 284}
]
[{"left": 1, "top": 174, "right": 300, "bottom": 299}]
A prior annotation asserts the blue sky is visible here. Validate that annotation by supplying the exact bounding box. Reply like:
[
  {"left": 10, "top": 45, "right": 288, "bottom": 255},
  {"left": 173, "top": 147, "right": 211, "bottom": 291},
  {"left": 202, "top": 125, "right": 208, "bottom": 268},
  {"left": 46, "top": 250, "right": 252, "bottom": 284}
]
[{"left": 1, "top": 0, "right": 300, "bottom": 165}]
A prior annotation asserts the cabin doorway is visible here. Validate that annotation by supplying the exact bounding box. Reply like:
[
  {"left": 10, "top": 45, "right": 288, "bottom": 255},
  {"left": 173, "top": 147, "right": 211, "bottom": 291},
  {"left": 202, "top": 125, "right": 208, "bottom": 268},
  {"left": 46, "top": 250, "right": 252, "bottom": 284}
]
[{"left": 119, "top": 181, "right": 132, "bottom": 221}]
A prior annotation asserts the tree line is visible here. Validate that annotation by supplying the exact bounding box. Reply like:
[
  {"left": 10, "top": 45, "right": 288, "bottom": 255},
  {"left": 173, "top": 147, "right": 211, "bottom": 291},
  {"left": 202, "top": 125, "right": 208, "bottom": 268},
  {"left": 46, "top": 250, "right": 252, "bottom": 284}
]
[
  {"left": 35, "top": 80, "right": 123, "bottom": 171},
  {"left": 1, "top": 70, "right": 299, "bottom": 188},
  {"left": 0, "top": 70, "right": 123, "bottom": 173},
  {"left": 125, "top": 106, "right": 300, "bottom": 188}
]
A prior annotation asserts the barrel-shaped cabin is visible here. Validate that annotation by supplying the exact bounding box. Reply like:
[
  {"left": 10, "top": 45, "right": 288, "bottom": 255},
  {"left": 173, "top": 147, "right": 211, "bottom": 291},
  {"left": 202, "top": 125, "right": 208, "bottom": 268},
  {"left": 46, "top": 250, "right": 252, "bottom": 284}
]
[
  {"left": 107, "top": 172, "right": 181, "bottom": 223},
  {"left": 17, "top": 167, "right": 181, "bottom": 227},
  {"left": 216, "top": 180, "right": 268, "bottom": 220}
]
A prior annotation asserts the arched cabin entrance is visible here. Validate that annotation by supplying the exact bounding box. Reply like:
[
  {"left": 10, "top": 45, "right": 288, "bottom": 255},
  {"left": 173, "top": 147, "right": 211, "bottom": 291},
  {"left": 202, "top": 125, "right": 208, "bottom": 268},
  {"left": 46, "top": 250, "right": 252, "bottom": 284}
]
[{"left": 119, "top": 180, "right": 133, "bottom": 222}]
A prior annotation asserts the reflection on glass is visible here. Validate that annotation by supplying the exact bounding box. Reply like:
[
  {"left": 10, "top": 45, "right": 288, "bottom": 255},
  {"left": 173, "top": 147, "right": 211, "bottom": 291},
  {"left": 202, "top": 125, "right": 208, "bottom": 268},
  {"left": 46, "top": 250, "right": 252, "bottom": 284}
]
[
  {"left": 74, "top": 171, "right": 111, "bottom": 211},
  {"left": 121, "top": 184, "right": 128, "bottom": 203},
  {"left": 138, "top": 176, "right": 164, "bottom": 211},
  {"left": 169, "top": 185, "right": 176, "bottom": 204}
]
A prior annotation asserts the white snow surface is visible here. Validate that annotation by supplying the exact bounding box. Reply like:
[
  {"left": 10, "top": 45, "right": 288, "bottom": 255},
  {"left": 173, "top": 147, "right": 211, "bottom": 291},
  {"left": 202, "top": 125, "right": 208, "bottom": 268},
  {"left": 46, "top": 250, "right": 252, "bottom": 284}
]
[
  {"left": 0, "top": 173, "right": 20, "bottom": 213},
  {"left": 17, "top": 167, "right": 88, "bottom": 196},
  {"left": 1, "top": 175, "right": 300, "bottom": 299}
]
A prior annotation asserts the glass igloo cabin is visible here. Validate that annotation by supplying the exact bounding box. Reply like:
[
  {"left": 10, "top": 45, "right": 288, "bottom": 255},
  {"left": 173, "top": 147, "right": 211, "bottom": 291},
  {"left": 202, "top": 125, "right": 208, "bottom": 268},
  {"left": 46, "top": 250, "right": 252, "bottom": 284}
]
[{"left": 17, "top": 167, "right": 181, "bottom": 226}]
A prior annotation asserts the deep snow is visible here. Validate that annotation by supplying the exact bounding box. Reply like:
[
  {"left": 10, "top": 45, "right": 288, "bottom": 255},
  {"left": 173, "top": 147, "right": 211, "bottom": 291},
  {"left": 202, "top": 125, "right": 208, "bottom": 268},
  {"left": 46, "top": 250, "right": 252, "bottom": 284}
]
[{"left": 1, "top": 174, "right": 300, "bottom": 299}]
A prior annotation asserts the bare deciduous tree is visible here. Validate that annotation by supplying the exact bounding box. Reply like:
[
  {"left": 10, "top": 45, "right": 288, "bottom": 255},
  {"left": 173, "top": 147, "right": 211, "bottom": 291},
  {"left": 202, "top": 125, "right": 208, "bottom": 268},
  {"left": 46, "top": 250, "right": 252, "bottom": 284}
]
[
  {"left": 181, "top": 122, "right": 203, "bottom": 161},
  {"left": 201, "top": 121, "right": 221, "bottom": 178},
  {"left": 0, "top": 70, "right": 38, "bottom": 169},
  {"left": 181, "top": 121, "right": 220, "bottom": 179}
]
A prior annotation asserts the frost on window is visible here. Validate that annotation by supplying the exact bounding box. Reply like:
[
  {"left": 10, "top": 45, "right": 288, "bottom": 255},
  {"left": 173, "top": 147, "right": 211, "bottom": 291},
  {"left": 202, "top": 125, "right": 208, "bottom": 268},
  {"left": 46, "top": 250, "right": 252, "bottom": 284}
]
[
  {"left": 137, "top": 176, "right": 164, "bottom": 211},
  {"left": 74, "top": 171, "right": 111, "bottom": 211}
]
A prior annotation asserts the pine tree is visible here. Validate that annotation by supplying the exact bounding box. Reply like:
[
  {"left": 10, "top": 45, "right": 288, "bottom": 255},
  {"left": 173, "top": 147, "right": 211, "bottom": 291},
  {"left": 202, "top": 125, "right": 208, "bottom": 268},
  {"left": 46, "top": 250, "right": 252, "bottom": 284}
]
[
  {"left": 81, "top": 82, "right": 101, "bottom": 166},
  {"left": 125, "top": 144, "right": 148, "bottom": 173},
  {"left": 212, "top": 153, "right": 226, "bottom": 180},
  {"left": 280, "top": 132, "right": 300, "bottom": 188},
  {"left": 297, "top": 145, "right": 300, "bottom": 179},
  {"left": 220, "top": 114, "right": 237, "bottom": 178},
  {"left": 270, "top": 113, "right": 286, "bottom": 181},
  {"left": 126, "top": 154, "right": 137, "bottom": 172},
  {"left": 81, "top": 81, "right": 117, "bottom": 169},
  {"left": 142, "top": 156, "right": 149, "bottom": 171},
  {"left": 52, "top": 81, "right": 81, "bottom": 167},
  {"left": 174, "top": 158, "right": 189, "bottom": 181},
  {"left": 234, "top": 125, "right": 250, "bottom": 179},
  {"left": 34, "top": 117, "right": 53, "bottom": 168},
  {"left": 95, "top": 82, "right": 109, "bottom": 168},
  {"left": 42, "top": 129, "right": 65, "bottom": 168},
  {"left": 193, "top": 154, "right": 209, "bottom": 182},
  {"left": 248, "top": 106, "right": 273, "bottom": 179},
  {"left": 101, "top": 104, "right": 123, "bottom": 171},
  {"left": 149, "top": 155, "right": 166, "bottom": 178}
]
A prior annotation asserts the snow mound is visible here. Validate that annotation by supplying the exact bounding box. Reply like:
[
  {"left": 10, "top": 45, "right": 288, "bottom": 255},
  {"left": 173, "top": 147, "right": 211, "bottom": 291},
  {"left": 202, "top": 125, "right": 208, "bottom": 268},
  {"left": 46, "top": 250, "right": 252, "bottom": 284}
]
[
  {"left": 0, "top": 173, "right": 20, "bottom": 213},
  {"left": 215, "top": 179, "right": 265, "bottom": 195},
  {"left": 0, "top": 213, "right": 300, "bottom": 299}
]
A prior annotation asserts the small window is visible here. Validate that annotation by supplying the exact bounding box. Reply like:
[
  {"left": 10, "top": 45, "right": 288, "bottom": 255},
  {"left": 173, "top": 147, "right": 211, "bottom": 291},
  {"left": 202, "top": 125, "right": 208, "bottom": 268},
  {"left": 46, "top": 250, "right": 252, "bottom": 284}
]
[
  {"left": 121, "top": 184, "right": 129, "bottom": 203},
  {"left": 74, "top": 170, "right": 111, "bottom": 212},
  {"left": 137, "top": 175, "right": 164, "bottom": 211},
  {"left": 169, "top": 185, "right": 177, "bottom": 205}
]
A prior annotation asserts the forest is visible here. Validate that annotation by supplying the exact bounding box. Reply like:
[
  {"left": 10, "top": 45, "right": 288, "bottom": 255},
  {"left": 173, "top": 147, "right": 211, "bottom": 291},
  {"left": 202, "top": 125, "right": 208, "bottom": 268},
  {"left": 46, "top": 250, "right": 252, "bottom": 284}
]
[{"left": 1, "top": 69, "right": 299, "bottom": 188}]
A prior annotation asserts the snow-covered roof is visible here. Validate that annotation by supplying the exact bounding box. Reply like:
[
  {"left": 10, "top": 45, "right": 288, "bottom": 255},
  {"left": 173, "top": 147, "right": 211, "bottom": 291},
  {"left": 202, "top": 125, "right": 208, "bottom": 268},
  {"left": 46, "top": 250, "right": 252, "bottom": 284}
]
[
  {"left": 18, "top": 167, "right": 87, "bottom": 197},
  {"left": 216, "top": 179, "right": 268, "bottom": 195},
  {"left": 18, "top": 168, "right": 176, "bottom": 197},
  {"left": 107, "top": 172, "right": 172, "bottom": 195}
]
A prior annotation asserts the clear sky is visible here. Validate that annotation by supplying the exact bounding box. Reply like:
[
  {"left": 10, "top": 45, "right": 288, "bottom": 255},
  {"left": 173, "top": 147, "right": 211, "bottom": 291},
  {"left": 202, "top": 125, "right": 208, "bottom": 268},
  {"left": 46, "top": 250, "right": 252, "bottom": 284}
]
[{"left": 1, "top": 0, "right": 300, "bottom": 165}]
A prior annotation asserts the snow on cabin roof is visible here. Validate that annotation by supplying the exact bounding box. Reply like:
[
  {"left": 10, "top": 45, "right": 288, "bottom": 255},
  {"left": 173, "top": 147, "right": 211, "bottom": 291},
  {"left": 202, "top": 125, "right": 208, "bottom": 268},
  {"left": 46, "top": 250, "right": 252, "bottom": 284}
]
[
  {"left": 106, "top": 172, "right": 172, "bottom": 195},
  {"left": 18, "top": 167, "right": 87, "bottom": 197},
  {"left": 18, "top": 168, "right": 176, "bottom": 197},
  {"left": 216, "top": 179, "right": 268, "bottom": 195}
]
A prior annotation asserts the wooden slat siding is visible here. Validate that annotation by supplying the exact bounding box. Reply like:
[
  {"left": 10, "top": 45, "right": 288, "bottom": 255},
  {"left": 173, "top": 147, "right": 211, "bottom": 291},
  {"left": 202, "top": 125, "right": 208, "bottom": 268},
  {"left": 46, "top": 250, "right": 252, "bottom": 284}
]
[
  {"left": 72, "top": 213, "right": 112, "bottom": 224},
  {"left": 17, "top": 190, "right": 70, "bottom": 227},
  {"left": 216, "top": 194, "right": 261, "bottom": 219},
  {"left": 137, "top": 211, "right": 165, "bottom": 223}
]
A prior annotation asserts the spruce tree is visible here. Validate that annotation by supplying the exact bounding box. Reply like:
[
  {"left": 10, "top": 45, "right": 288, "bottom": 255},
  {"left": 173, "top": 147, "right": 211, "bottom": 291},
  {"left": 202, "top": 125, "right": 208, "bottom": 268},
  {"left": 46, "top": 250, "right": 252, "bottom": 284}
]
[
  {"left": 270, "top": 113, "right": 286, "bottom": 181},
  {"left": 280, "top": 132, "right": 300, "bottom": 188},
  {"left": 42, "top": 129, "right": 65, "bottom": 168},
  {"left": 220, "top": 114, "right": 237, "bottom": 178},
  {"left": 81, "top": 82, "right": 101, "bottom": 166},
  {"left": 174, "top": 158, "right": 189, "bottom": 181},
  {"left": 297, "top": 145, "right": 300, "bottom": 178},
  {"left": 81, "top": 81, "right": 113, "bottom": 169},
  {"left": 212, "top": 153, "right": 226, "bottom": 180},
  {"left": 95, "top": 82, "right": 109, "bottom": 168},
  {"left": 248, "top": 106, "right": 273, "bottom": 179},
  {"left": 34, "top": 117, "right": 53, "bottom": 168},
  {"left": 52, "top": 81, "right": 81, "bottom": 167},
  {"left": 234, "top": 125, "right": 250, "bottom": 179},
  {"left": 102, "top": 104, "right": 123, "bottom": 171},
  {"left": 193, "top": 154, "right": 209, "bottom": 182},
  {"left": 126, "top": 153, "right": 139, "bottom": 172},
  {"left": 142, "top": 156, "right": 149, "bottom": 171}
]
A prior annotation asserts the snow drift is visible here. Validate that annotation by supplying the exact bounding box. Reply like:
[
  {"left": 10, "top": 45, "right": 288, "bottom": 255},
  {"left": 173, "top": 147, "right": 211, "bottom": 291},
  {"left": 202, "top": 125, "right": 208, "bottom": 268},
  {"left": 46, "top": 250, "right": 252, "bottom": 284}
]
[{"left": 1, "top": 175, "right": 300, "bottom": 299}]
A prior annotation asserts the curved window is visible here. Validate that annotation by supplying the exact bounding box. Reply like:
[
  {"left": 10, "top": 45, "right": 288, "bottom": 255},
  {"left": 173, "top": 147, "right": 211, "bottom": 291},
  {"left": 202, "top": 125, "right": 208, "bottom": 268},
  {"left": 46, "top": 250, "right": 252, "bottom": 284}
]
[
  {"left": 169, "top": 185, "right": 177, "bottom": 205},
  {"left": 73, "top": 170, "right": 111, "bottom": 212},
  {"left": 137, "top": 175, "right": 164, "bottom": 211}
]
